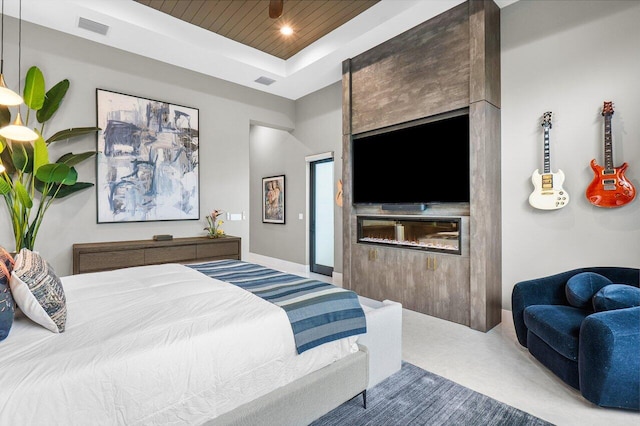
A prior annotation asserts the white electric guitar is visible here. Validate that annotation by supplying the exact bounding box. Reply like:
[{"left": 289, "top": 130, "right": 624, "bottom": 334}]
[{"left": 528, "top": 111, "right": 569, "bottom": 210}]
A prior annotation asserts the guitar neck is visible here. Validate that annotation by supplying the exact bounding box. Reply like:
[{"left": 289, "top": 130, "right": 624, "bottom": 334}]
[
  {"left": 543, "top": 127, "right": 551, "bottom": 174},
  {"left": 604, "top": 115, "right": 614, "bottom": 171}
]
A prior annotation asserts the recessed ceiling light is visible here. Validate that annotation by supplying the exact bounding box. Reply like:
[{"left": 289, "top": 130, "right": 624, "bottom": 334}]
[{"left": 280, "top": 26, "right": 293, "bottom": 36}]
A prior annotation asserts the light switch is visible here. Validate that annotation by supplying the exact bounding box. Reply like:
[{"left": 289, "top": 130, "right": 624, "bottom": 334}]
[
  {"left": 230, "top": 213, "right": 242, "bottom": 221},
  {"left": 298, "top": 213, "right": 303, "bottom": 220}
]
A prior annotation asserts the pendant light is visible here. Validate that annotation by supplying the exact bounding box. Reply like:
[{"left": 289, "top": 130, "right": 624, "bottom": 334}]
[
  {"left": 0, "top": 0, "right": 22, "bottom": 106},
  {"left": 0, "top": 0, "right": 37, "bottom": 142}
]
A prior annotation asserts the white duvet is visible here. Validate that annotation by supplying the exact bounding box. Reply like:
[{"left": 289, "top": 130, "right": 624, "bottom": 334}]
[{"left": 0, "top": 264, "right": 358, "bottom": 425}]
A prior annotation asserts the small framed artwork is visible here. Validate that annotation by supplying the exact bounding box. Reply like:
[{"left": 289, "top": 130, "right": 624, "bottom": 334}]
[
  {"left": 262, "top": 175, "right": 285, "bottom": 224},
  {"left": 96, "top": 89, "right": 199, "bottom": 223}
]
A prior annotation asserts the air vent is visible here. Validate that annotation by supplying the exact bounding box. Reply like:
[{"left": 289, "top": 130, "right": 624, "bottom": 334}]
[
  {"left": 78, "top": 17, "right": 110, "bottom": 36},
  {"left": 254, "top": 76, "right": 276, "bottom": 86}
]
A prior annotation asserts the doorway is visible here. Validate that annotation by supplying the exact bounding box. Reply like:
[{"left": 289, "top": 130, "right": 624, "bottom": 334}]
[{"left": 309, "top": 158, "right": 334, "bottom": 276}]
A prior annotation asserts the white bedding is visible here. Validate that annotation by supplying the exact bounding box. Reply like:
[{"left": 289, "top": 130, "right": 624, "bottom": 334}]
[{"left": 0, "top": 264, "right": 358, "bottom": 425}]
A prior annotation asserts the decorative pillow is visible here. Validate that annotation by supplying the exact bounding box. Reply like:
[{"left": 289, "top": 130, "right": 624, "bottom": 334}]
[
  {"left": 10, "top": 249, "right": 66, "bottom": 333},
  {"left": 593, "top": 284, "right": 640, "bottom": 312},
  {"left": 565, "top": 272, "right": 612, "bottom": 310},
  {"left": 0, "top": 247, "right": 15, "bottom": 341}
]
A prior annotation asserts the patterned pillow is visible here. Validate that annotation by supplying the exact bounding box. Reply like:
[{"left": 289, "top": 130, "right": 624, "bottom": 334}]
[
  {"left": 0, "top": 247, "right": 15, "bottom": 341},
  {"left": 10, "top": 249, "right": 66, "bottom": 333}
]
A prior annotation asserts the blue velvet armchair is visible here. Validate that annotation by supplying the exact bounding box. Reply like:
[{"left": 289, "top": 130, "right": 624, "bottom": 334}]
[{"left": 512, "top": 267, "right": 640, "bottom": 410}]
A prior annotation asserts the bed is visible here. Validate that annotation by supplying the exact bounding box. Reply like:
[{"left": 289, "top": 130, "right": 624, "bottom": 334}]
[{"left": 0, "top": 262, "right": 370, "bottom": 425}]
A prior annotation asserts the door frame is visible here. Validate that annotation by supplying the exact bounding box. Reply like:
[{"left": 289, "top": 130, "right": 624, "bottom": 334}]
[{"left": 307, "top": 153, "right": 334, "bottom": 276}]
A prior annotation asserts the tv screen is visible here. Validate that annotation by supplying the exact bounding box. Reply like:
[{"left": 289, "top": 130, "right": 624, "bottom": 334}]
[{"left": 352, "top": 114, "right": 469, "bottom": 205}]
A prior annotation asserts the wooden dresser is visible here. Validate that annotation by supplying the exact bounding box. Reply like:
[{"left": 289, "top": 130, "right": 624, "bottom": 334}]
[{"left": 72, "top": 236, "right": 241, "bottom": 274}]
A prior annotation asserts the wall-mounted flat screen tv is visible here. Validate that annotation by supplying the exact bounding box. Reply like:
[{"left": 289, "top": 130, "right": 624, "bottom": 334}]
[{"left": 352, "top": 113, "right": 470, "bottom": 205}]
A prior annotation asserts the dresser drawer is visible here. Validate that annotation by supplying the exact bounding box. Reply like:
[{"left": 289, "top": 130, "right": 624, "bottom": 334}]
[
  {"left": 77, "top": 250, "right": 145, "bottom": 273},
  {"left": 145, "top": 246, "right": 196, "bottom": 264},
  {"left": 196, "top": 241, "right": 240, "bottom": 259}
]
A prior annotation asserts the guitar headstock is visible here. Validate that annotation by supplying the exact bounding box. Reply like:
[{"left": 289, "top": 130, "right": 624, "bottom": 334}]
[
  {"left": 602, "top": 101, "right": 614, "bottom": 116},
  {"left": 541, "top": 111, "right": 552, "bottom": 129}
]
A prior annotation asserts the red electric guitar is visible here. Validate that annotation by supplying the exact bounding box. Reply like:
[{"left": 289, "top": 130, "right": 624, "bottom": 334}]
[{"left": 585, "top": 101, "right": 636, "bottom": 208}]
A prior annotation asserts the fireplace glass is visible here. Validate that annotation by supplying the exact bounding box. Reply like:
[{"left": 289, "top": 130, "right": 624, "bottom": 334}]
[{"left": 357, "top": 216, "right": 461, "bottom": 254}]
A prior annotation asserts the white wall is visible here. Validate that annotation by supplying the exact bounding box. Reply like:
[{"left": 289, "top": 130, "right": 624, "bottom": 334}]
[
  {"left": 293, "top": 82, "right": 343, "bottom": 272},
  {"left": 0, "top": 19, "right": 295, "bottom": 276},
  {"left": 249, "top": 125, "right": 309, "bottom": 264},
  {"left": 501, "top": 0, "right": 640, "bottom": 308},
  {"left": 248, "top": 83, "right": 344, "bottom": 271}
]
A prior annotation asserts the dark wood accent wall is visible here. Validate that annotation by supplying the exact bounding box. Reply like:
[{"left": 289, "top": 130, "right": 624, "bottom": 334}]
[
  {"left": 72, "top": 236, "right": 241, "bottom": 274},
  {"left": 342, "top": 0, "right": 501, "bottom": 332},
  {"left": 349, "top": 2, "right": 470, "bottom": 135}
]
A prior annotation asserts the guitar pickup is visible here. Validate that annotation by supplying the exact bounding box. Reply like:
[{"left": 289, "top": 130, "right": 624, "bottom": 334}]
[
  {"left": 602, "top": 179, "right": 616, "bottom": 185},
  {"left": 602, "top": 170, "right": 616, "bottom": 175}
]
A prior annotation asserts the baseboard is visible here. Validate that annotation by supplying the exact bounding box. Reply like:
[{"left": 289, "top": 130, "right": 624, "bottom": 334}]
[
  {"left": 246, "top": 252, "right": 309, "bottom": 276},
  {"left": 332, "top": 272, "right": 343, "bottom": 287}
]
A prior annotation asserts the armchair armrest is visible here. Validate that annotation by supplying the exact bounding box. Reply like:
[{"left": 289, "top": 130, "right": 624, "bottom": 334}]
[
  {"left": 579, "top": 306, "right": 640, "bottom": 410},
  {"left": 512, "top": 269, "right": 580, "bottom": 346}
]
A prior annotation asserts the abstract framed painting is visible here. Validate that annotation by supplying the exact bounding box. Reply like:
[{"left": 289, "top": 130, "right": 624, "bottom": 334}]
[
  {"left": 96, "top": 89, "right": 199, "bottom": 223},
  {"left": 262, "top": 175, "right": 285, "bottom": 224}
]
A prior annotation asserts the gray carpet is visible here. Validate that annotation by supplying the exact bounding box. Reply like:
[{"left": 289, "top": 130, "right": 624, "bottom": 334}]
[{"left": 312, "top": 362, "right": 553, "bottom": 426}]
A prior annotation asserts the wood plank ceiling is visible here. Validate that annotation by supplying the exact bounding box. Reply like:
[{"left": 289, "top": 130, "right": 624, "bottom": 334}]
[{"left": 135, "top": 0, "right": 380, "bottom": 60}]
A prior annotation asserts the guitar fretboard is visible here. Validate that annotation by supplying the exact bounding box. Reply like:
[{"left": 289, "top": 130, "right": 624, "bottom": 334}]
[
  {"left": 604, "top": 115, "right": 614, "bottom": 172},
  {"left": 543, "top": 126, "right": 551, "bottom": 174}
]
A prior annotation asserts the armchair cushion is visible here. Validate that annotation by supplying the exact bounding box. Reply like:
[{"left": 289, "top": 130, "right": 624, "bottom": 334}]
[
  {"left": 593, "top": 284, "right": 640, "bottom": 312},
  {"left": 565, "top": 272, "right": 612, "bottom": 310},
  {"left": 523, "top": 305, "right": 590, "bottom": 361}
]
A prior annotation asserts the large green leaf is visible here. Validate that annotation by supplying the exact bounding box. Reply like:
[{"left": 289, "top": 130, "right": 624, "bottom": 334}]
[
  {"left": 61, "top": 167, "right": 78, "bottom": 185},
  {"left": 11, "top": 142, "right": 33, "bottom": 173},
  {"left": 14, "top": 181, "right": 32, "bottom": 209},
  {"left": 46, "top": 126, "right": 100, "bottom": 144},
  {"left": 0, "top": 178, "right": 11, "bottom": 195},
  {"left": 23, "top": 66, "right": 45, "bottom": 111},
  {"left": 56, "top": 181, "right": 93, "bottom": 198},
  {"left": 35, "top": 163, "right": 70, "bottom": 183},
  {"left": 36, "top": 79, "right": 69, "bottom": 124},
  {"left": 56, "top": 151, "right": 96, "bottom": 167},
  {"left": 0, "top": 105, "right": 10, "bottom": 128},
  {"left": 35, "top": 180, "right": 93, "bottom": 199},
  {"left": 33, "top": 134, "right": 49, "bottom": 174}
]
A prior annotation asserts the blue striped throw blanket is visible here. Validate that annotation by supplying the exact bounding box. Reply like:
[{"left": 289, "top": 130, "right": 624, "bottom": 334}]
[{"left": 188, "top": 260, "right": 366, "bottom": 354}]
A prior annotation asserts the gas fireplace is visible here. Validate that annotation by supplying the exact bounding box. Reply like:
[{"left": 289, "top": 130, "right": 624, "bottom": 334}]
[{"left": 357, "top": 216, "right": 461, "bottom": 254}]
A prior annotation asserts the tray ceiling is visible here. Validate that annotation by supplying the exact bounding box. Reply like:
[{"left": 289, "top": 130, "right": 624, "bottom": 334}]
[{"left": 135, "top": 0, "right": 380, "bottom": 60}]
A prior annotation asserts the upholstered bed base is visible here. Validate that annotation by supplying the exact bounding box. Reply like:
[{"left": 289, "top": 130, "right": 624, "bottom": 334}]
[{"left": 207, "top": 345, "right": 369, "bottom": 426}]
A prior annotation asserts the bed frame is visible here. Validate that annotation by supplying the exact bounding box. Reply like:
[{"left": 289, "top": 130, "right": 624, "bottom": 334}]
[{"left": 207, "top": 345, "right": 369, "bottom": 425}]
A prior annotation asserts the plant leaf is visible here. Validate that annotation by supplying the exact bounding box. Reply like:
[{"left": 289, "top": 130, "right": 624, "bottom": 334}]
[
  {"left": 23, "top": 66, "right": 45, "bottom": 111},
  {"left": 0, "top": 178, "right": 11, "bottom": 195},
  {"left": 11, "top": 142, "right": 33, "bottom": 173},
  {"left": 62, "top": 167, "right": 78, "bottom": 185},
  {"left": 46, "top": 126, "right": 100, "bottom": 144},
  {"left": 35, "top": 163, "right": 70, "bottom": 183},
  {"left": 37, "top": 79, "right": 69, "bottom": 123},
  {"left": 56, "top": 151, "right": 96, "bottom": 167},
  {"left": 33, "top": 133, "right": 49, "bottom": 173},
  {"left": 14, "top": 181, "right": 32, "bottom": 209},
  {"left": 36, "top": 181, "right": 93, "bottom": 199},
  {"left": 0, "top": 105, "right": 10, "bottom": 128}
]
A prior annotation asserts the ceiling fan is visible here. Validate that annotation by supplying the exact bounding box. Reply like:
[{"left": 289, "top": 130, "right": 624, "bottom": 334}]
[{"left": 269, "top": 0, "right": 284, "bottom": 19}]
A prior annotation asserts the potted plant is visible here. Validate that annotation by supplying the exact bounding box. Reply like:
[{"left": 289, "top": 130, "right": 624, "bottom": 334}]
[{"left": 0, "top": 66, "right": 99, "bottom": 251}]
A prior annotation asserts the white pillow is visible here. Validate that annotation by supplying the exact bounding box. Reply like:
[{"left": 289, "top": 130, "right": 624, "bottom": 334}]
[{"left": 10, "top": 249, "right": 66, "bottom": 333}]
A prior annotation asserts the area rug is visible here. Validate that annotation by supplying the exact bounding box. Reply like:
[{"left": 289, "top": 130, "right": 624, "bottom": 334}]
[{"left": 312, "top": 362, "right": 553, "bottom": 426}]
